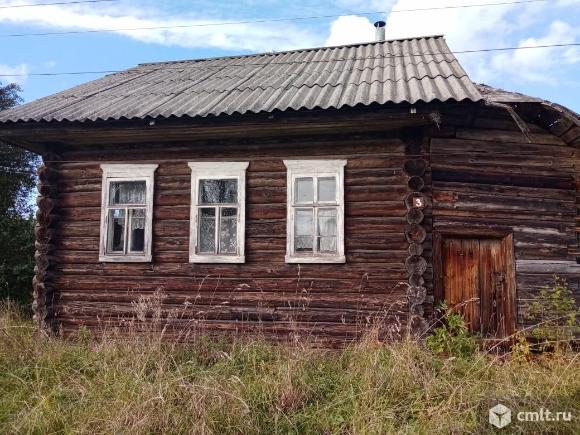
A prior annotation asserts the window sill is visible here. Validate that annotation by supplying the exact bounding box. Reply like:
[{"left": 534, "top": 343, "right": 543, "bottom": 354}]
[
  {"left": 99, "top": 254, "right": 152, "bottom": 263},
  {"left": 285, "top": 255, "right": 346, "bottom": 264},
  {"left": 190, "top": 255, "right": 245, "bottom": 264}
]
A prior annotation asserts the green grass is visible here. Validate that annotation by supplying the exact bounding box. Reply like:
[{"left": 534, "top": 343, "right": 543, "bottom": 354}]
[{"left": 0, "top": 302, "right": 578, "bottom": 434}]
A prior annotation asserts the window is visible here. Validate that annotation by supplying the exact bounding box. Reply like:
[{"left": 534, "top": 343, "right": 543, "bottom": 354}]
[
  {"left": 189, "top": 162, "right": 248, "bottom": 263},
  {"left": 284, "top": 160, "right": 346, "bottom": 263},
  {"left": 99, "top": 164, "right": 157, "bottom": 262}
]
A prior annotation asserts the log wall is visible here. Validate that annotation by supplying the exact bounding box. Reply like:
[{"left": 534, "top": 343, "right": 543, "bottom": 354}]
[
  {"left": 30, "top": 104, "right": 580, "bottom": 344},
  {"left": 430, "top": 107, "right": 580, "bottom": 328},
  {"left": 50, "top": 133, "right": 416, "bottom": 345}
]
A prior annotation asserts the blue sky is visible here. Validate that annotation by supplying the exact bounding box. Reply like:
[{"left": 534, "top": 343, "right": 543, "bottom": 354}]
[{"left": 1, "top": 0, "right": 579, "bottom": 112}]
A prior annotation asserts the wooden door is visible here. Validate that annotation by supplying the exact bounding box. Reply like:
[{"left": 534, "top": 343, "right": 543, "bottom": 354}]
[{"left": 441, "top": 235, "right": 516, "bottom": 338}]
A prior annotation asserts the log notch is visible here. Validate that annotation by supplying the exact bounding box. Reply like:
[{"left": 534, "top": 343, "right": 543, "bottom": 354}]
[
  {"left": 33, "top": 153, "right": 60, "bottom": 333},
  {"left": 402, "top": 130, "right": 429, "bottom": 334}
]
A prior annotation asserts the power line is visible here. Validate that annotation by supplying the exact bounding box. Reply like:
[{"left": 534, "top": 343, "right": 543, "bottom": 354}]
[
  {"left": 0, "top": 0, "right": 549, "bottom": 38},
  {"left": 0, "top": 0, "right": 114, "bottom": 9},
  {"left": 0, "top": 42, "right": 578, "bottom": 78},
  {"left": 391, "top": 0, "right": 547, "bottom": 12}
]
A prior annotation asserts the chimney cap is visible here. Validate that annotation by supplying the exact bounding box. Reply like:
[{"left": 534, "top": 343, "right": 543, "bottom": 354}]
[{"left": 374, "top": 20, "right": 386, "bottom": 28}]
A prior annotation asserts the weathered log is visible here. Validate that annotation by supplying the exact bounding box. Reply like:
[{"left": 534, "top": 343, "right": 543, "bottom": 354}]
[
  {"left": 403, "top": 159, "right": 427, "bottom": 177},
  {"left": 407, "top": 176, "right": 425, "bottom": 191},
  {"left": 405, "top": 225, "right": 427, "bottom": 244},
  {"left": 405, "top": 256, "right": 428, "bottom": 275},
  {"left": 406, "top": 208, "right": 425, "bottom": 224},
  {"left": 408, "top": 243, "right": 424, "bottom": 256},
  {"left": 405, "top": 192, "right": 428, "bottom": 210}
]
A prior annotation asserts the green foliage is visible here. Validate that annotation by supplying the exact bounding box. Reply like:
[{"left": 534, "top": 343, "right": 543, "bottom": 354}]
[
  {"left": 0, "top": 215, "right": 35, "bottom": 306},
  {"left": 0, "top": 304, "right": 579, "bottom": 434},
  {"left": 525, "top": 276, "right": 579, "bottom": 351},
  {"left": 0, "top": 81, "right": 38, "bottom": 307},
  {"left": 426, "top": 302, "right": 477, "bottom": 358},
  {"left": 0, "top": 82, "right": 22, "bottom": 111}
]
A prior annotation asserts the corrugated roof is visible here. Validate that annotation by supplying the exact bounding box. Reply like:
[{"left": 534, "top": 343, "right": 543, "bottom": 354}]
[{"left": 0, "top": 35, "right": 482, "bottom": 123}]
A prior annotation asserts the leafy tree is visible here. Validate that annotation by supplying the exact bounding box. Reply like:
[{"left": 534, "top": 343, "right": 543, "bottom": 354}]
[{"left": 0, "top": 81, "right": 38, "bottom": 306}]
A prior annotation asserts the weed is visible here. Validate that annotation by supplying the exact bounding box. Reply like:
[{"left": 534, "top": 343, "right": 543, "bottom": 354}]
[
  {"left": 525, "top": 276, "right": 579, "bottom": 352},
  {"left": 426, "top": 302, "right": 477, "bottom": 358}
]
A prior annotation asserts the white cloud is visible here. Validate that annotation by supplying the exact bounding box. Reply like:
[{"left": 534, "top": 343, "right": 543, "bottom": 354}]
[
  {"left": 489, "top": 20, "right": 580, "bottom": 83},
  {"left": 0, "top": 63, "right": 28, "bottom": 84},
  {"left": 325, "top": 15, "right": 375, "bottom": 46},
  {"left": 323, "top": 0, "right": 579, "bottom": 85},
  {"left": 0, "top": 3, "right": 320, "bottom": 52}
]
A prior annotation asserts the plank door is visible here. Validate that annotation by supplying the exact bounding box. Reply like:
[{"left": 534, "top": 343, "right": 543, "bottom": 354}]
[{"left": 441, "top": 236, "right": 516, "bottom": 338}]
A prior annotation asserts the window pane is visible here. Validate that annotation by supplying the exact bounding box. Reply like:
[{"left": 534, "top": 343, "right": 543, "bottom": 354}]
[
  {"left": 295, "top": 177, "right": 313, "bottom": 203},
  {"left": 110, "top": 181, "right": 146, "bottom": 205},
  {"left": 318, "top": 237, "right": 337, "bottom": 253},
  {"left": 318, "top": 177, "right": 336, "bottom": 202},
  {"left": 318, "top": 208, "right": 337, "bottom": 253},
  {"left": 199, "top": 208, "right": 216, "bottom": 253},
  {"left": 129, "top": 209, "right": 145, "bottom": 253},
  {"left": 219, "top": 207, "right": 238, "bottom": 254},
  {"left": 199, "top": 179, "right": 238, "bottom": 204},
  {"left": 318, "top": 209, "right": 337, "bottom": 236},
  {"left": 108, "top": 209, "right": 125, "bottom": 253},
  {"left": 295, "top": 209, "right": 313, "bottom": 252}
]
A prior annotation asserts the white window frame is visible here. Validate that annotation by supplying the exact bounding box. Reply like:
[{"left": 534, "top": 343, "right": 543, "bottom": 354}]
[
  {"left": 188, "top": 162, "right": 249, "bottom": 263},
  {"left": 99, "top": 164, "right": 158, "bottom": 263},
  {"left": 284, "top": 160, "right": 346, "bottom": 264}
]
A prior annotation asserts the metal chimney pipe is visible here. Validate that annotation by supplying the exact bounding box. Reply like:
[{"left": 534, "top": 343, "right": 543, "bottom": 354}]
[{"left": 374, "top": 21, "right": 386, "bottom": 41}]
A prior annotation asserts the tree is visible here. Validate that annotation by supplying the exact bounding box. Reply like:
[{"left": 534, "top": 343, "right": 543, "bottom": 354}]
[{"left": 0, "top": 81, "right": 38, "bottom": 306}]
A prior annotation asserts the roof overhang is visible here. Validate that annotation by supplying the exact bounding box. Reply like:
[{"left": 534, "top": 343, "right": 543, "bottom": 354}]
[{"left": 0, "top": 102, "right": 453, "bottom": 154}]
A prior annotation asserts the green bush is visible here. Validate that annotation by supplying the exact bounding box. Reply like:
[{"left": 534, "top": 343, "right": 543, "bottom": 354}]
[
  {"left": 426, "top": 302, "right": 477, "bottom": 358},
  {"left": 525, "top": 276, "right": 578, "bottom": 352}
]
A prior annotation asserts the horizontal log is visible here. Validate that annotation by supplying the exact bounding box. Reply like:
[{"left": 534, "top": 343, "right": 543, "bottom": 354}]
[
  {"left": 432, "top": 168, "right": 575, "bottom": 190},
  {"left": 432, "top": 181, "right": 576, "bottom": 202},
  {"left": 54, "top": 261, "right": 408, "bottom": 279},
  {"left": 433, "top": 191, "right": 575, "bottom": 214},
  {"left": 455, "top": 128, "right": 566, "bottom": 146}
]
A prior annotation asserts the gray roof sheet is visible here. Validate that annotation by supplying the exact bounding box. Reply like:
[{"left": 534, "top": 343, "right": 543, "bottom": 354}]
[{"left": 0, "top": 35, "right": 482, "bottom": 123}]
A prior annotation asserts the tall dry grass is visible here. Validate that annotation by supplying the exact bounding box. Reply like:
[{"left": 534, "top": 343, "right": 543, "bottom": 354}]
[{"left": 0, "top": 300, "right": 578, "bottom": 434}]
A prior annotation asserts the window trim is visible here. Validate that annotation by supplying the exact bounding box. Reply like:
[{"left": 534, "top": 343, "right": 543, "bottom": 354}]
[
  {"left": 188, "top": 162, "right": 249, "bottom": 263},
  {"left": 99, "top": 164, "right": 158, "bottom": 263},
  {"left": 284, "top": 159, "right": 346, "bottom": 264}
]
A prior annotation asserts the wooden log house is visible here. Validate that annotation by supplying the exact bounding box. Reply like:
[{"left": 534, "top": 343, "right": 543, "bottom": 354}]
[{"left": 0, "top": 35, "right": 578, "bottom": 345}]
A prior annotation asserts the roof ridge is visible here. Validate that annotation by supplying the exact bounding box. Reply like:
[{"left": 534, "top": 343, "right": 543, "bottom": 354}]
[{"left": 139, "top": 35, "right": 446, "bottom": 67}]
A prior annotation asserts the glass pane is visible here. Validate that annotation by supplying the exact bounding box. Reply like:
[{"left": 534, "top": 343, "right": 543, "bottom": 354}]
[
  {"left": 110, "top": 181, "right": 146, "bottom": 205},
  {"left": 199, "top": 179, "right": 237, "bottom": 204},
  {"left": 108, "top": 209, "right": 125, "bottom": 253},
  {"left": 296, "top": 236, "right": 314, "bottom": 252},
  {"left": 318, "top": 237, "right": 337, "bottom": 253},
  {"left": 219, "top": 207, "right": 238, "bottom": 254},
  {"left": 318, "top": 209, "right": 337, "bottom": 236},
  {"left": 318, "top": 209, "right": 337, "bottom": 253},
  {"left": 129, "top": 209, "right": 145, "bottom": 252},
  {"left": 198, "top": 208, "right": 216, "bottom": 253},
  {"left": 295, "top": 209, "right": 313, "bottom": 252},
  {"left": 318, "top": 177, "right": 336, "bottom": 202},
  {"left": 295, "top": 178, "right": 313, "bottom": 203}
]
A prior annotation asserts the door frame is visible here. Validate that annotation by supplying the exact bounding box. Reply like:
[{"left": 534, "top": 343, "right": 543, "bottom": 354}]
[{"left": 433, "top": 229, "right": 517, "bottom": 336}]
